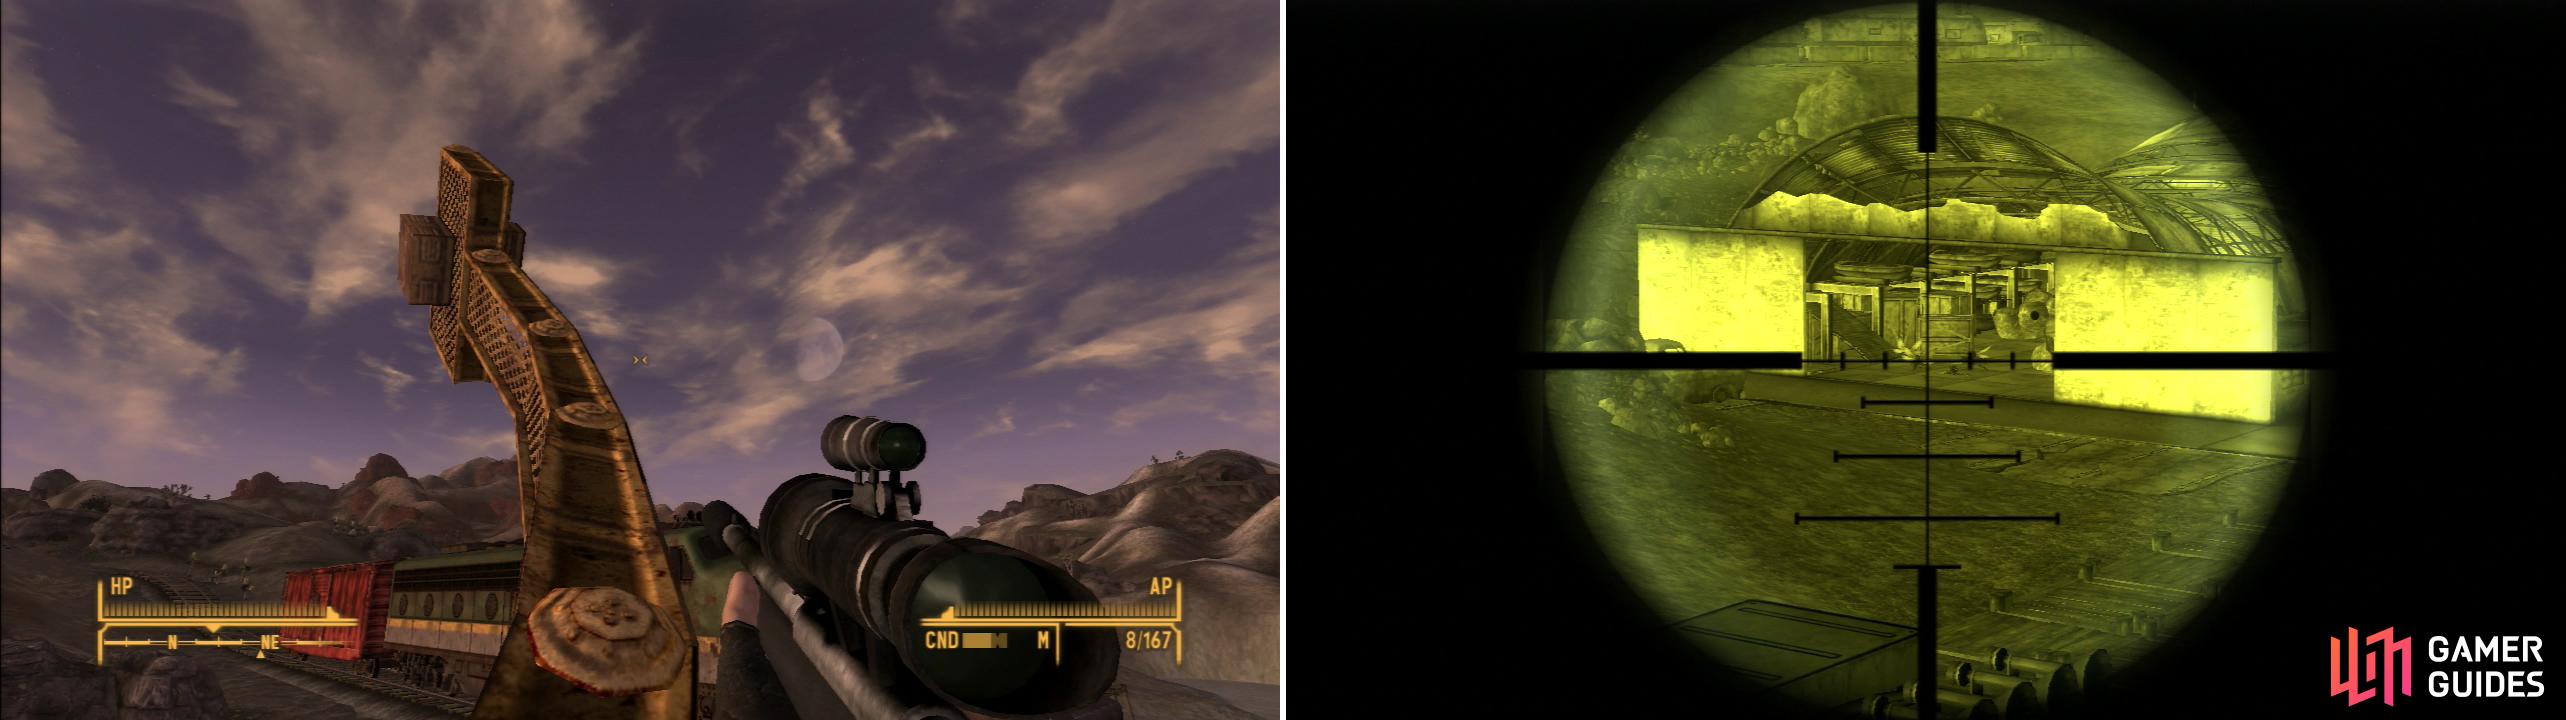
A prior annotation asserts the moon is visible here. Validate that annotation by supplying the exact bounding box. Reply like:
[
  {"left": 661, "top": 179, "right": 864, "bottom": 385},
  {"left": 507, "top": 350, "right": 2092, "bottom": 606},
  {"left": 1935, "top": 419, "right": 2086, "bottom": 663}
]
[{"left": 792, "top": 317, "right": 846, "bottom": 382}]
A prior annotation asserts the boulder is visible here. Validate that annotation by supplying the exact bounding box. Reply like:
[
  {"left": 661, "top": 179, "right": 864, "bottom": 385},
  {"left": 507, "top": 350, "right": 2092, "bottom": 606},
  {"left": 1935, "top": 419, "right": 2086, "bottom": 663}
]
[
  {"left": 110, "top": 651, "right": 227, "bottom": 720},
  {"left": 89, "top": 502, "right": 241, "bottom": 556},
  {"left": 1593, "top": 372, "right": 1745, "bottom": 451},
  {"left": 1, "top": 637, "right": 118, "bottom": 720},
  {"left": 3, "top": 509, "right": 101, "bottom": 541},
  {"left": 29, "top": 469, "right": 78, "bottom": 501},
  {"left": 1791, "top": 67, "right": 1882, "bottom": 144}
]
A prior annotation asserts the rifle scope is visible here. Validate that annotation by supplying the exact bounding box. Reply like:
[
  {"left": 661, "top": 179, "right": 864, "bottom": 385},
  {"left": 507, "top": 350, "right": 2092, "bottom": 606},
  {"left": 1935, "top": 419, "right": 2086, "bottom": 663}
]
[{"left": 755, "top": 416, "right": 1118, "bottom": 716}]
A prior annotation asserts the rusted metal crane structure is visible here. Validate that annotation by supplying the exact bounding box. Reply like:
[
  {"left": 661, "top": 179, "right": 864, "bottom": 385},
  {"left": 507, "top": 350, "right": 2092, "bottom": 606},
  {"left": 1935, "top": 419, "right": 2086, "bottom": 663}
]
[{"left": 397, "top": 145, "right": 693, "bottom": 719}]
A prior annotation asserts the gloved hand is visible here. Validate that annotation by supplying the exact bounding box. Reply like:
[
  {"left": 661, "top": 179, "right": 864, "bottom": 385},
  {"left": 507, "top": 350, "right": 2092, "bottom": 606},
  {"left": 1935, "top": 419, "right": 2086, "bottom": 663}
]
[{"left": 716, "top": 571, "right": 801, "bottom": 719}]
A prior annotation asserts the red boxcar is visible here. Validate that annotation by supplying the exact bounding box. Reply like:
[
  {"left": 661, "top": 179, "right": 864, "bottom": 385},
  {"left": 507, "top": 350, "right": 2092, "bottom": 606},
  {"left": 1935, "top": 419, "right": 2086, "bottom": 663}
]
[{"left": 281, "top": 560, "right": 394, "bottom": 660}]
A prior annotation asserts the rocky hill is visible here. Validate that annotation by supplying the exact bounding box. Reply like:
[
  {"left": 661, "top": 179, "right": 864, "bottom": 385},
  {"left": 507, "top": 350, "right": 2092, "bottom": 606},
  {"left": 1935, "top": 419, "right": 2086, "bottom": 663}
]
[
  {"left": 3, "top": 453, "right": 487, "bottom": 561},
  {"left": 2, "top": 451, "right": 729, "bottom": 568},
  {"left": 962, "top": 450, "right": 1280, "bottom": 685},
  {"left": 219, "top": 471, "right": 336, "bottom": 525}
]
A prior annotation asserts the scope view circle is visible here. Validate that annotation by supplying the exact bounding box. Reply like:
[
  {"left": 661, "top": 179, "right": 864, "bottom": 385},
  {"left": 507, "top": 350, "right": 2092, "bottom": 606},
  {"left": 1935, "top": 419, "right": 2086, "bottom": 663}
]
[{"left": 1542, "top": 5, "right": 2312, "bottom": 712}]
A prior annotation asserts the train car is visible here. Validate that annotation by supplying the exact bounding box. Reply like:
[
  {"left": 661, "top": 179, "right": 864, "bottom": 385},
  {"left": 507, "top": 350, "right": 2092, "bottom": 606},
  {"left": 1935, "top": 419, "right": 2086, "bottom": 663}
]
[
  {"left": 381, "top": 543, "right": 523, "bottom": 698},
  {"left": 282, "top": 525, "right": 742, "bottom": 717},
  {"left": 278, "top": 560, "right": 395, "bottom": 661}
]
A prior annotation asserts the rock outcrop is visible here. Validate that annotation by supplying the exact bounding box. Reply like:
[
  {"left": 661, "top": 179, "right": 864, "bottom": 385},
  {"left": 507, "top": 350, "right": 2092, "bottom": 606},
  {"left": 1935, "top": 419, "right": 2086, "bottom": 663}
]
[
  {"left": 89, "top": 501, "right": 243, "bottom": 556},
  {"left": 355, "top": 453, "right": 409, "bottom": 486},
  {"left": 337, "top": 453, "right": 411, "bottom": 518},
  {"left": 1592, "top": 371, "right": 1749, "bottom": 451},
  {"left": 1547, "top": 317, "right": 1647, "bottom": 353},
  {"left": 342, "top": 470, "right": 482, "bottom": 544},
  {"left": 42, "top": 481, "right": 283, "bottom": 530},
  {"left": 2, "top": 488, "right": 43, "bottom": 518},
  {"left": 1, "top": 637, "right": 118, "bottom": 720},
  {"left": 29, "top": 469, "right": 79, "bottom": 501},
  {"left": 109, "top": 651, "right": 228, "bottom": 720},
  {"left": 1, "top": 509, "right": 100, "bottom": 541},
  {"left": 219, "top": 472, "right": 335, "bottom": 524}
]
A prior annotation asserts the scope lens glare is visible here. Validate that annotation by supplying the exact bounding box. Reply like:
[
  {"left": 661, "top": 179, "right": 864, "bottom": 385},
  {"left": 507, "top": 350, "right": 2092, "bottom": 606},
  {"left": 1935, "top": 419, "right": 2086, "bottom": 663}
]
[{"left": 873, "top": 422, "right": 926, "bottom": 470}]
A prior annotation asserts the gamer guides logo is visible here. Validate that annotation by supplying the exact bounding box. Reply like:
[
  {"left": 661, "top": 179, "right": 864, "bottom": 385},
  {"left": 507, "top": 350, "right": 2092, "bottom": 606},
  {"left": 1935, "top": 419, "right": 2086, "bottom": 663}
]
[{"left": 2329, "top": 627, "right": 2546, "bottom": 705}]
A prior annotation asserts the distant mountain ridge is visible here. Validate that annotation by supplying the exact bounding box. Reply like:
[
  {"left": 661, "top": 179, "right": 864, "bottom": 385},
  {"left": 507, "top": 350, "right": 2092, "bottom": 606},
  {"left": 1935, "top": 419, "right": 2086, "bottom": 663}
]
[{"left": 960, "top": 449, "right": 1280, "bottom": 685}]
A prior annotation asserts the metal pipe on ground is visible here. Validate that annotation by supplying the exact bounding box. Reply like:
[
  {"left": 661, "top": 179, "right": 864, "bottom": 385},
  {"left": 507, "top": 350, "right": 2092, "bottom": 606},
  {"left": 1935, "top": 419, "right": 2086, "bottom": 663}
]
[
  {"left": 2019, "top": 648, "right": 2110, "bottom": 702},
  {"left": 1974, "top": 674, "right": 2043, "bottom": 720},
  {"left": 1970, "top": 671, "right": 2045, "bottom": 715},
  {"left": 1942, "top": 660, "right": 1975, "bottom": 688},
  {"left": 1909, "top": 682, "right": 1997, "bottom": 719},
  {"left": 1999, "top": 652, "right": 2082, "bottom": 717}
]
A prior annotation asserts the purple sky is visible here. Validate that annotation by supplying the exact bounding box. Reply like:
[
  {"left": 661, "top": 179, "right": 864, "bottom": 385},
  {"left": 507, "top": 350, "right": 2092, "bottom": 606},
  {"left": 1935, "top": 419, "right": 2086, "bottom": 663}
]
[{"left": 0, "top": 0, "right": 1279, "bottom": 530}]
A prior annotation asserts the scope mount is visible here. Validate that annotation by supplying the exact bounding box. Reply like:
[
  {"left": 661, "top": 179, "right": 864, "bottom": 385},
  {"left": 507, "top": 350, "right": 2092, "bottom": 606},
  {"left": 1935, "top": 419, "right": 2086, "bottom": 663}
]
[{"left": 844, "top": 469, "right": 921, "bottom": 522}]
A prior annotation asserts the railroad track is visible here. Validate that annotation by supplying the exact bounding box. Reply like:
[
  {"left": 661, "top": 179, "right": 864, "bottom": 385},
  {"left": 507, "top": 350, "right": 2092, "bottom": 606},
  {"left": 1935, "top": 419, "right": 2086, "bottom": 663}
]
[
  {"left": 227, "top": 648, "right": 476, "bottom": 716},
  {"left": 133, "top": 573, "right": 216, "bottom": 604}
]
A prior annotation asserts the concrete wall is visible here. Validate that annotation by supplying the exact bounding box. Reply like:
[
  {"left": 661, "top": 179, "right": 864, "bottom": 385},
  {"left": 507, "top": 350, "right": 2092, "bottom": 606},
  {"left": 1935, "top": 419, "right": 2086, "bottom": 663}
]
[
  {"left": 2052, "top": 253, "right": 2277, "bottom": 422},
  {"left": 1637, "top": 227, "right": 1805, "bottom": 358}
]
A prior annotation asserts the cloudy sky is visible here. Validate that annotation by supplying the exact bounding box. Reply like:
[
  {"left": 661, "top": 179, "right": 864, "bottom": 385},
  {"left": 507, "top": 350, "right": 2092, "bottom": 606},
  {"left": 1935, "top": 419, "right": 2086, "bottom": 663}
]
[{"left": 0, "top": 0, "right": 1279, "bottom": 530}]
